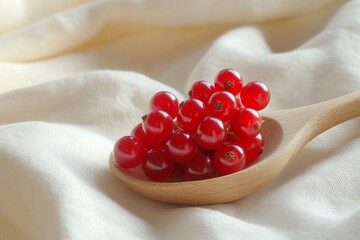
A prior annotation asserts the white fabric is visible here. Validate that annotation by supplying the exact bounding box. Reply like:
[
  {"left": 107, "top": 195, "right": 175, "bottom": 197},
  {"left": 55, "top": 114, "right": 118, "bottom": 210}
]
[{"left": 1, "top": 0, "right": 360, "bottom": 239}]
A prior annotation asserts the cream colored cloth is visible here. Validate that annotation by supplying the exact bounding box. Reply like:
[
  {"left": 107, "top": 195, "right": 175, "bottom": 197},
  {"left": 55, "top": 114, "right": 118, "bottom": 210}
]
[{"left": 1, "top": 0, "right": 360, "bottom": 239}]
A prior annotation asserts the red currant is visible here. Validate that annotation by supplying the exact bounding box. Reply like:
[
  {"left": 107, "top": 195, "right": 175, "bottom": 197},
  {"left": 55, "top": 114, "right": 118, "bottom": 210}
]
[
  {"left": 113, "top": 68, "right": 270, "bottom": 182},
  {"left": 150, "top": 91, "right": 179, "bottom": 119},
  {"left": 142, "top": 110, "right": 173, "bottom": 143},
  {"left": 241, "top": 81, "right": 270, "bottom": 111},
  {"left": 230, "top": 108, "right": 262, "bottom": 138},
  {"left": 176, "top": 99, "right": 206, "bottom": 132},
  {"left": 184, "top": 153, "right": 216, "bottom": 181},
  {"left": 142, "top": 148, "right": 174, "bottom": 181},
  {"left": 236, "top": 133, "right": 264, "bottom": 165},
  {"left": 196, "top": 117, "right": 226, "bottom": 149},
  {"left": 113, "top": 136, "right": 145, "bottom": 168},
  {"left": 131, "top": 123, "right": 160, "bottom": 150},
  {"left": 214, "top": 69, "right": 243, "bottom": 95},
  {"left": 214, "top": 144, "right": 245, "bottom": 175},
  {"left": 207, "top": 91, "right": 236, "bottom": 122},
  {"left": 188, "top": 80, "right": 215, "bottom": 105},
  {"left": 164, "top": 131, "right": 197, "bottom": 163}
]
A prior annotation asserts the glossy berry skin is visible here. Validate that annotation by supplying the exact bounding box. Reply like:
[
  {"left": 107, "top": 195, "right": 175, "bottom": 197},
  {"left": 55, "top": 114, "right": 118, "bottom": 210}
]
[
  {"left": 164, "top": 131, "right": 197, "bottom": 163},
  {"left": 184, "top": 153, "right": 216, "bottom": 181},
  {"left": 142, "top": 110, "right": 173, "bottom": 143},
  {"left": 131, "top": 123, "right": 160, "bottom": 150},
  {"left": 189, "top": 80, "right": 215, "bottom": 105},
  {"left": 214, "top": 144, "right": 246, "bottom": 175},
  {"left": 196, "top": 117, "right": 226, "bottom": 149},
  {"left": 113, "top": 136, "right": 145, "bottom": 169},
  {"left": 230, "top": 108, "right": 262, "bottom": 138},
  {"left": 177, "top": 99, "right": 206, "bottom": 132},
  {"left": 236, "top": 133, "right": 264, "bottom": 165},
  {"left": 241, "top": 81, "right": 270, "bottom": 111},
  {"left": 142, "top": 148, "right": 174, "bottom": 181},
  {"left": 207, "top": 91, "right": 236, "bottom": 122},
  {"left": 150, "top": 91, "right": 179, "bottom": 119},
  {"left": 214, "top": 69, "right": 243, "bottom": 95}
]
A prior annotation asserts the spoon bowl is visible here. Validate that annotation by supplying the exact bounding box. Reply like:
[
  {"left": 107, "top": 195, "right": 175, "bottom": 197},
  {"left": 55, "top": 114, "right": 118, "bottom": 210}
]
[{"left": 109, "top": 92, "right": 360, "bottom": 205}]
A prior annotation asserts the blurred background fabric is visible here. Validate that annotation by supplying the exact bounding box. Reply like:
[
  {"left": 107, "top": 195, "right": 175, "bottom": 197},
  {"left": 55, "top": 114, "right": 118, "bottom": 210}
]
[{"left": 1, "top": 0, "right": 360, "bottom": 239}]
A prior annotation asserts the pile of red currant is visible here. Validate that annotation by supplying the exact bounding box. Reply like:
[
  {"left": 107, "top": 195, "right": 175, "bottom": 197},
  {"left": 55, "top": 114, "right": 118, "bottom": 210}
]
[{"left": 113, "top": 69, "right": 270, "bottom": 181}]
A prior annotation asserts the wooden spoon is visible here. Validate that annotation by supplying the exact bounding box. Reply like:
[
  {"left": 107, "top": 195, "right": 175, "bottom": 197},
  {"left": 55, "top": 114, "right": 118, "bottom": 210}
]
[{"left": 109, "top": 92, "right": 360, "bottom": 205}]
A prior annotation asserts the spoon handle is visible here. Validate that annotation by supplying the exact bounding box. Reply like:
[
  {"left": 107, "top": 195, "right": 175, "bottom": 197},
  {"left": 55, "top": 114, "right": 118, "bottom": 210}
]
[{"left": 303, "top": 91, "right": 360, "bottom": 141}]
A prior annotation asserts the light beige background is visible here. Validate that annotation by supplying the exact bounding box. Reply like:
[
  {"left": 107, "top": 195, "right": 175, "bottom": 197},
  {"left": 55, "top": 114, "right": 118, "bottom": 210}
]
[{"left": 0, "top": 0, "right": 359, "bottom": 239}]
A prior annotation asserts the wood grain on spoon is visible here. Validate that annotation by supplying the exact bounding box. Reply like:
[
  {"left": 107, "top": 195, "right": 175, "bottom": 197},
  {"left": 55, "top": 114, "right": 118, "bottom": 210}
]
[{"left": 109, "top": 92, "right": 360, "bottom": 205}]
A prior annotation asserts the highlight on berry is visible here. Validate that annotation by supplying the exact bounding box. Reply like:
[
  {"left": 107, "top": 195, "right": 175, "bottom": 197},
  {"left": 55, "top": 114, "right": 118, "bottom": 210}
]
[{"left": 113, "top": 69, "right": 270, "bottom": 181}]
